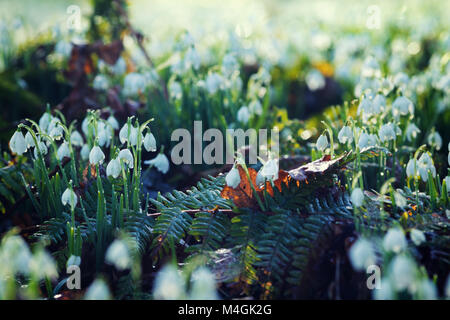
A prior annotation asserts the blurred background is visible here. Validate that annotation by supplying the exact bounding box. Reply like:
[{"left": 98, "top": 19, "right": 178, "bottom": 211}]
[{"left": 0, "top": 0, "right": 448, "bottom": 154}]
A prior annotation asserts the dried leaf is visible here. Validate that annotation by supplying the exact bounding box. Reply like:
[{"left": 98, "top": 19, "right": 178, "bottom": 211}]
[{"left": 220, "top": 166, "right": 262, "bottom": 209}]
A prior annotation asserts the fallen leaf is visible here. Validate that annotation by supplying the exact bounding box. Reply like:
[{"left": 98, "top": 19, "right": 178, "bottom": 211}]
[{"left": 220, "top": 166, "right": 262, "bottom": 209}]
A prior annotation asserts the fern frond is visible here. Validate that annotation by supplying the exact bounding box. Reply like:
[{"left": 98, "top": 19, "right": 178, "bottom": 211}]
[{"left": 186, "top": 210, "right": 231, "bottom": 256}]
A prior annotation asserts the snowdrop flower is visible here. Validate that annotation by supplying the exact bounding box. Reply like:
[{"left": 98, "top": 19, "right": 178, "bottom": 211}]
[
  {"left": 361, "top": 56, "right": 381, "bottom": 78},
  {"left": 374, "top": 279, "right": 393, "bottom": 300},
  {"left": 105, "top": 240, "right": 131, "bottom": 270},
  {"left": 427, "top": 131, "right": 442, "bottom": 150},
  {"left": 29, "top": 249, "right": 58, "bottom": 280},
  {"left": 9, "top": 131, "right": 27, "bottom": 155},
  {"left": 24, "top": 131, "right": 35, "bottom": 148},
  {"left": 153, "top": 265, "right": 185, "bottom": 300},
  {"left": 230, "top": 75, "right": 243, "bottom": 92},
  {"left": 410, "top": 229, "right": 426, "bottom": 246},
  {"left": 338, "top": 126, "right": 353, "bottom": 144},
  {"left": 144, "top": 133, "right": 157, "bottom": 152},
  {"left": 349, "top": 238, "right": 376, "bottom": 271},
  {"left": 48, "top": 118, "right": 64, "bottom": 140},
  {"left": 89, "top": 146, "right": 105, "bottom": 165},
  {"left": 256, "top": 159, "right": 279, "bottom": 185},
  {"left": 446, "top": 275, "right": 450, "bottom": 298},
  {"left": 61, "top": 187, "right": 77, "bottom": 209},
  {"left": 144, "top": 69, "right": 159, "bottom": 87},
  {"left": 383, "top": 228, "right": 407, "bottom": 253},
  {"left": 351, "top": 188, "right": 364, "bottom": 207},
  {"left": 253, "top": 67, "right": 272, "bottom": 85},
  {"left": 81, "top": 117, "right": 91, "bottom": 136},
  {"left": 355, "top": 77, "right": 380, "bottom": 97},
  {"left": 416, "top": 279, "right": 437, "bottom": 300},
  {"left": 70, "top": 131, "right": 84, "bottom": 147},
  {"left": 80, "top": 144, "right": 90, "bottom": 161},
  {"left": 390, "top": 255, "right": 416, "bottom": 291},
  {"left": 392, "top": 96, "right": 414, "bottom": 117},
  {"left": 107, "top": 115, "right": 119, "bottom": 130},
  {"left": 371, "top": 94, "right": 386, "bottom": 114},
  {"left": 406, "top": 158, "right": 417, "bottom": 178},
  {"left": 184, "top": 47, "right": 201, "bottom": 70},
  {"left": 316, "top": 134, "right": 328, "bottom": 152},
  {"left": 237, "top": 106, "right": 250, "bottom": 124},
  {"left": 205, "top": 72, "right": 223, "bottom": 94},
  {"left": 248, "top": 100, "right": 262, "bottom": 115},
  {"left": 39, "top": 113, "right": 52, "bottom": 132},
  {"left": 97, "top": 122, "right": 112, "bottom": 147},
  {"left": 189, "top": 267, "right": 218, "bottom": 300},
  {"left": 97, "top": 128, "right": 110, "bottom": 148},
  {"left": 123, "top": 73, "right": 147, "bottom": 96},
  {"left": 305, "top": 69, "right": 325, "bottom": 91},
  {"left": 34, "top": 141, "right": 48, "bottom": 158},
  {"left": 444, "top": 176, "right": 450, "bottom": 193},
  {"left": 379, "top": 123, "right": 396, "bottom": 142},
  {"left": 405, "top": 123, "right": 421, "bottom": 142},
  {"left": 394, "top": 191, "right": 407, "bottom": 208},
  {"left": 357, "top": 96, "right": 374, "bottom": 120},
  {"left": 2, "top": 235, "right": 32, "bottom": 274},
  {"left": 55, "top": 40, "right": 72, "bottom": 57},
  {"left": 222, "top": 54, "right": 239, "bottom": 77},
  {"left": 380, "top": 77, "right": 394, "bottom": 96},
  {"left": 394, "top": 71, "right": 409, "bottom": 86},
  {"left": 358, "top": 132, "right": 377, "bottom": 149},
  {"left": 57, "top": 142, "right": 71, "bottom": 160},
  {"left": 119, "top": 124, "right": 141, "bottom": 146},
  {"left": 118, "top": 149, "right": 134, "bottom": 169},
  {"left": 106, "top": 158, "right": 121, "bottom": 179},
  {"left": 180, "top": 31, "right": 195, "bottom": 48},
  {"left": 129, "top": 126, "right": 143, "bottom": 147},
  {"left": 85, "top": 279, "right": 111, "bottom": 300},
  {"left": 225, "top": 166, "right": 240, "bottom": 189},
  {"left": 171, "top": 58, "right": 187, "bottom": 75},
  {"left": 417, "top": 153, "right": 436, "bottom": 181},
  {"left": 119, "top": 123, "right": 130, "bottom": 145},
  {"left": 145, "top": 153, "right": 169, "bottom": 174},
  {"left": 93, "top": 74, "right": 109, "bottom": 91},
  {"left": 169, "top": 81, "right": 182, "bottom": 100},
  {"left": 67, "top": 255, "right": 81, "bottom": 267},
  {"left": 112, "top": 57, "right": 126, "bottom": 75}
]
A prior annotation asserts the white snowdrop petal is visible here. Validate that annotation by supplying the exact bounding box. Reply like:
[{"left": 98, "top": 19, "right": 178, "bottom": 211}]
[
  {"left": 237, "top": 106, "right": 250, "bottom": 124},
  {"left": 144, "top": 133, "right": 157, "bottom": 152},
  {"left": 225, "top": 167, "right": 240, "bottom": 189},
  {"left": 351, "top": 188, "right": 364, "bottom": 207},
  {"left": 57, "top": 142, "right": 71, "bottom": 160},
  {"left": 144, "top": 154, "right": 169, "bottom": 174},
  {"left": 10, "top": 131, "right": 28, "bottom": 155},
  {"left": 410, "top": 229, "right": 426, "bottom": 246},
  {"left": 338, "top": 126, "right": 353, "bottom": 144},
  {"left": 316, "top": 134, "right": 328, "bottom": 151},
  {"left": 70, "top": 131, "right": 84, "bottom": 147},
  {"left": 106, "top": 158, "right": 121, "bottom": 178},
  {"left": 349, "top": 238, "right": 376, "bottom": 271},
  {"left": 105, "top": 240, "right": 131, "bottom": 270},
  {"left": 119, "top": 149, "right": 134, "bottom": 169},
  {"left": 61, "top": 188, "right": 78, "bottom": 209},
  {"left": 80, "top": 144, "right": 90, "bottom": 161},
  {"left": 89, "top": 146, "right": 105, "bottom": 165},
  {"left": 383, "top": 228, "right": 407, "bottom": 253},
  {"left": 84, "top": 279, "right": 111, "bottom": 300}
]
